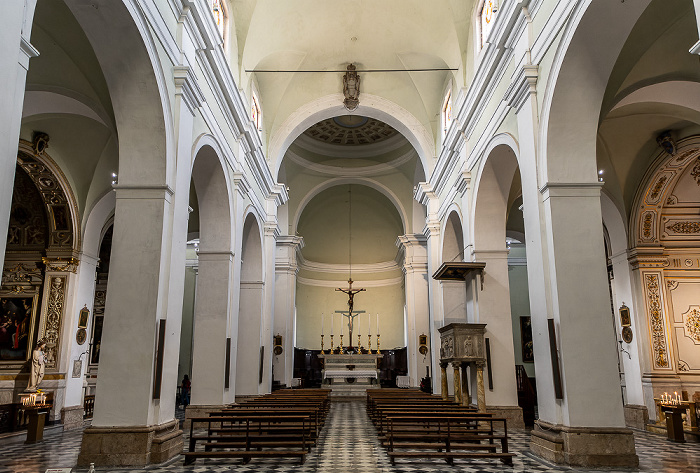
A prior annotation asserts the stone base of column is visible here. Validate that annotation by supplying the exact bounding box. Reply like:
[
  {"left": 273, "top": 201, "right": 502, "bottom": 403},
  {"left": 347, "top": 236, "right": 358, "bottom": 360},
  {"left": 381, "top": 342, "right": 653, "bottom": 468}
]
[
  {"left": 531, "top": 420, "right": 638, "bottom": 467},
  {"left": 623, "top": 404, "right": 649, "bottom": 430},
  {"left": 61, "top": 405, "right": 84, "bottom": 430},
  {"left": 486, "top": 405, "right": 524, "bottom": 429},
  {"left": 183, "top": 404, "right": 229, "bottom": 431},
  {"left": 77, "top": 419, "right": 182, "bottom": 467}
]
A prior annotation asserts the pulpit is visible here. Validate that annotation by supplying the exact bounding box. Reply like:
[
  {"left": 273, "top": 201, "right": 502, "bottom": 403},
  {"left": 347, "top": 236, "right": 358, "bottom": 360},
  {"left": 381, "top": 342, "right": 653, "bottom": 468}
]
[{"left": 438, "top": 323, "right": 487, "bottom": 412}]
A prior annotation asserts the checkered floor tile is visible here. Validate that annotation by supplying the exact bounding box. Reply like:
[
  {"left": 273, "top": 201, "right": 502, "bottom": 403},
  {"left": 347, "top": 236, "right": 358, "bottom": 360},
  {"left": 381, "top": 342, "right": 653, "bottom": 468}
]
[{"left": 0, "top": 401, "right": 698, "bottom": 472}]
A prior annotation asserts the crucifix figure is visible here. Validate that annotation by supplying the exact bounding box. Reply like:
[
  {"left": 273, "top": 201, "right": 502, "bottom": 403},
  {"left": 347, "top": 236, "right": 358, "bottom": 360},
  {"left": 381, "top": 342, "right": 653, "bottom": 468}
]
[{"left": 336, "top": 278, "right": 366, "bottom": 347}]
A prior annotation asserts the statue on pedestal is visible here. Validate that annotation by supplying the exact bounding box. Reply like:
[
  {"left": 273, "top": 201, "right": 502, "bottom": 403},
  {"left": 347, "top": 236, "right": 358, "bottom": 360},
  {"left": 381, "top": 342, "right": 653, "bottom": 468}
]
[{"left": 26, "top": 339, "right": 46, "bottom": 392}]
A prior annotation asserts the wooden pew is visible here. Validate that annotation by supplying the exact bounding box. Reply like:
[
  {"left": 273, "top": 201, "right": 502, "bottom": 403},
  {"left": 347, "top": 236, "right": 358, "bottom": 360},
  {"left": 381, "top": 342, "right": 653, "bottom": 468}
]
[
  {"left": 185, "top": 414, "right": 312, "bottom": 465},
  {"left": 385, "top": 415, "right": 514, "bottom": 466}
]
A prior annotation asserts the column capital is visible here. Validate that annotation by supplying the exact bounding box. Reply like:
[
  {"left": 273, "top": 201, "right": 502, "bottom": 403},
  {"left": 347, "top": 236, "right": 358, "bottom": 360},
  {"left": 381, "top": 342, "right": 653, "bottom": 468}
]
[
  {"left": 231, "top": 172, "right": 251, "bottom": 197},
  {"left": 113, "top": 184, "right": 174, "bottom": 201},
  {"left": 505, "top": 64, "right": 538, "bottom": 113},
  {"left": 173, "top": 65, "right": 205, "bottom": 113},
  {"left": 263, "top": 222, "right": 280, "bottom": 239},
  {"left": 539, "top": 181, "right": 603, "bottom": 199},
  {"left": 42, "top": 256, "right": 79, "bottom": 273}
]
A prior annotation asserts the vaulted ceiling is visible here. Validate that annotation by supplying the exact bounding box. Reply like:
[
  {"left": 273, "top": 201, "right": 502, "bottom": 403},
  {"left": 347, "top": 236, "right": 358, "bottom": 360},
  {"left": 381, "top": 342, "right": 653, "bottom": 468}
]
[{"left": 227, "top": 0, "right": 478, "bottom": 151}]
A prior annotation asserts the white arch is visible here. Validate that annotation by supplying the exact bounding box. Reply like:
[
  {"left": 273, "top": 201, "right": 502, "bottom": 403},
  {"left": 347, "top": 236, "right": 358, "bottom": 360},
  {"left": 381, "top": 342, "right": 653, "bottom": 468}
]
[
  {"left": 440, "top": 203, "right": 465, "bottom": 263},
  {"left": 82, "top": 191, "right": 117, "bottom": 260},
  {"left": 469, "top": 133, "right": 520, "bottom": 251},
  {"left": 291, "top": 177, "right": 409, "bottom": 235},
  {"left": 538, "top": 0, "right": 651, "bottom": 185},
  {"left": 22, "top": 90, "right": 113, "bottom": 129},
  {"left": 64, "top": 0, "right": 175, "bottom": 186},
  {"left": 191, "top": 135, "right": 235, "bottom": 253},
  {"left": 610, "top": 80, "right": 700, "bottom": 117},
  {"left": 269, "top": 93, "right": 435, "bottom": 179}
]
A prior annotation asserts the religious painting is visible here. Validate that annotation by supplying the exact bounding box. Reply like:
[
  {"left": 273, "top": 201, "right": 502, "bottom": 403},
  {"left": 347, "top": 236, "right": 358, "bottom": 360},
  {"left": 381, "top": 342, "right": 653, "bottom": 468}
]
[
  {"left": 619, "top": 304, "right": 631, "bottom": 327},
  {"left": 520, "top": 316, "right": 534, "bottom": 363},
  {"left": 78, "top": 306, "right": 89, "bottom": 329},
  {"left": 0, "top": 294, "right": 38, "bottom": 362}
]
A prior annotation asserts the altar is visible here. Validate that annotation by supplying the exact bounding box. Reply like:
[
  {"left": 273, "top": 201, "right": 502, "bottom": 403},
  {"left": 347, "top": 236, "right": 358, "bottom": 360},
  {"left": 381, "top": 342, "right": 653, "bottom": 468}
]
[{"left": 319, "top": 353, "right": 382, "bottom": 396}]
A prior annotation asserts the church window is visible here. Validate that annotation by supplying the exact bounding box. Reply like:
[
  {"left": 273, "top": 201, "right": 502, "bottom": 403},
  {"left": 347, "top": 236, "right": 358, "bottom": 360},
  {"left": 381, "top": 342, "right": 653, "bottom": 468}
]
[
  {"left": 251, "top": 92, "right": 262, "bottom": 135},
  {"left": 442, "top": 90, "right": 453, "bottom": 139},
  {"left": 478, "top": 0, "right": 498, "bottom": 50},
  {"left": 211, "top": 0, "right": 227, "bottom": 41}
]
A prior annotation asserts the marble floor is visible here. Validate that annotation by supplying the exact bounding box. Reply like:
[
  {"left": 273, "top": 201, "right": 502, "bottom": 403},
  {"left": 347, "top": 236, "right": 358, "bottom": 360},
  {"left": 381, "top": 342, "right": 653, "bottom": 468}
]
[{"left": 0, "top": 401, "right": 698, "bottom": 473}]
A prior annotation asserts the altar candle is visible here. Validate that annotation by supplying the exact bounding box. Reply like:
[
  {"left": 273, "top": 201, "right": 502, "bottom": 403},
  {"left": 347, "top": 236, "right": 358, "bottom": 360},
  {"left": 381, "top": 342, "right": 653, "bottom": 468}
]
[
  {"left": 368, "top": 313, "right": 371, "bottom": 335},
  {"left": 331, "top": 314, "right": 334, "bottom": 335},
  {"left": 322, "top": 313, "right": 324, "bottom": 335},
  {"left": 358, "top": 313, "right": 361, "bottom": 337},
  {"left": 377, "top": 313, "right": 379, "bottom": 334}
]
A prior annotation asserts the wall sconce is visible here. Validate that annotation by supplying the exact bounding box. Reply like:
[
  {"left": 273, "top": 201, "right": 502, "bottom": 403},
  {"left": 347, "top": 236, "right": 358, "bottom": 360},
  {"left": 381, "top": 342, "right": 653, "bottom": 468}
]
[
  {"left": 418, "top": 334, "right": 428, "bottom": 355},
  {"left": 273, "top": 334, "right": 283, "bottom": 355}
]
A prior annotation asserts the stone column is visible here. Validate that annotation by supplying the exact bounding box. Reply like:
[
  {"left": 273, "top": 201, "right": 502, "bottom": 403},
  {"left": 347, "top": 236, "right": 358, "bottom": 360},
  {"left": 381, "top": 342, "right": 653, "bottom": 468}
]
[
  {"left": 260, "top": 216, "right": 281, "bottom": 393},
  {"left": 440, "top": 362, "right": 449, "bottom": 401},
  {"left": 471, "top": 249, "right": 523, "bottom": 426},
  {"left": 513, "top": 62, "right": 637, "bottom": 466},
  {"left": 78, "top": 186, "right": 184, "bottom": 466},
  {"left": 452, "top": 361, "right": 462, "bottom": 404},
  {"left": 475, "top": 361, "right": 486, "bottom": 413},
  {"left": 0, "top": 0, "right": 38, "bottom": 272},
  {"left": 396, "top": 234, "right": 430, "bottom": 387},
  {"left": 461, "top": 363, "right": 470, "bottom": 406},
  {"left": 274, "top": 235, "right": 304, "bottom": 388},
  {"left": 416, "top": 183, "right": 443, "bottom": 394},
  {"left": 190, "top": 251, "right": 234, "bottom": 406}
]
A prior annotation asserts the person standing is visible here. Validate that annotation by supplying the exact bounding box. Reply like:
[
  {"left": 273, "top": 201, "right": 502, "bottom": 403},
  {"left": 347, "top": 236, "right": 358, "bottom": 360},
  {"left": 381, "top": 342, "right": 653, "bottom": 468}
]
[{"left": 181, "top": 374, "right": 191, "bottom": 408}]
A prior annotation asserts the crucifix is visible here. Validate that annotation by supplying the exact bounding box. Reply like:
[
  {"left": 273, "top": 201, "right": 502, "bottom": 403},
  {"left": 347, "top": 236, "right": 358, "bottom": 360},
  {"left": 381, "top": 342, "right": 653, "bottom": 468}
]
[{"left": 336, "top": 278, "right": 366, "bottom": 347}]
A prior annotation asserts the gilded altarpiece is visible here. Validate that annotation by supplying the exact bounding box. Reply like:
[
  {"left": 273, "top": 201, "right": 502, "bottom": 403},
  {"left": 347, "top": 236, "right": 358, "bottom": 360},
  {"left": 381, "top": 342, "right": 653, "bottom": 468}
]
[
  {"left": 632, "top": 137, "right": 700, "bottom": 377},
  {"left": 1, "top": 141, "right": 79, "bottom": 380}
]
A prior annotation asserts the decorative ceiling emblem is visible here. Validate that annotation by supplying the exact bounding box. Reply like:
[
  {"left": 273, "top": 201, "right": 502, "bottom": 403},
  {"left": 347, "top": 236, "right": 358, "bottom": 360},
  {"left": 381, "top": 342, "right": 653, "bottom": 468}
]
[
  {"left": 641, "top": 211, "right": 655, "bottom": 240},
  {"left": 656, "top": 131, "right": 676, "bottom": 156},
  {"left": 303, "top": 116, "right": 397, "bottom": 146},
  {"left": 682, "top": 306, "right": 700, "bottom": 344},
  {"left": 666, "top": 221, "right": 700, "bottom": 234},
  {"left": 691, "top": 158, "right": 700, "bottom": 185},
  {"left": 342, "top": 64, "right": 360, "bottom": 112},
  {"left": 32, "top": 132, "right": 49, "bottom": 155}
]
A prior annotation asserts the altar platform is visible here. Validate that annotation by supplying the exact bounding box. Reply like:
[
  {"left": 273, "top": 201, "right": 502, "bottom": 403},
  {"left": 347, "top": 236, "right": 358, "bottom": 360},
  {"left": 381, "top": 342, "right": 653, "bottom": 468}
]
[{"left": 319, "top": 353, "right": 382, "bottom": 397}]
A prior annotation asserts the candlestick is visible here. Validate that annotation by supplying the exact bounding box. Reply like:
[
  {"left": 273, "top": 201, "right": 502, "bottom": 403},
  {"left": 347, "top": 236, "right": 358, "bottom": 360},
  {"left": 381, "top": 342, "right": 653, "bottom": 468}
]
[
  {"left": 358, "top": 333, "right": 362, "bottom": 353},
  {"left": 367, "top": 334, "right": 372, "bottom": 353},
  {"left": 330, "top": 334, "right": 334, "bottom": 353},
  {"left": 376, "top": 333, "right": 381, "bottom": 354},
  {"left": 339, "top": 334, "right": 344, "bottom": 354},
  {"left": 321, "top": 334, "right": 325, "bottom": 353}
]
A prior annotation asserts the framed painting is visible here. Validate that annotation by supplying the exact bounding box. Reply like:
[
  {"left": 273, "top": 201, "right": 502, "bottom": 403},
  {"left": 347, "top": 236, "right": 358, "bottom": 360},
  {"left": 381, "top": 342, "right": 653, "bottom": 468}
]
[
  {"left": 619, "top": 304, "right": 631, "bottom": 327},
  {"left": 0, "top": 293, "right": 39, "bottom": 363},
  {"left": 520, "top": 316, "right": 534, "bottom": 363},
  {"left": 78, "top": 306, "right": 89, "bottom": 329}
]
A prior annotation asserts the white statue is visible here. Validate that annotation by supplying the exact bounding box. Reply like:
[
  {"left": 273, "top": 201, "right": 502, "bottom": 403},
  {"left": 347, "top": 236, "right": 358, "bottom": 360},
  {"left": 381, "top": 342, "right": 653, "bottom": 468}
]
[{"left": 26, "top": 339, "right": 46, "bottom": 392}]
